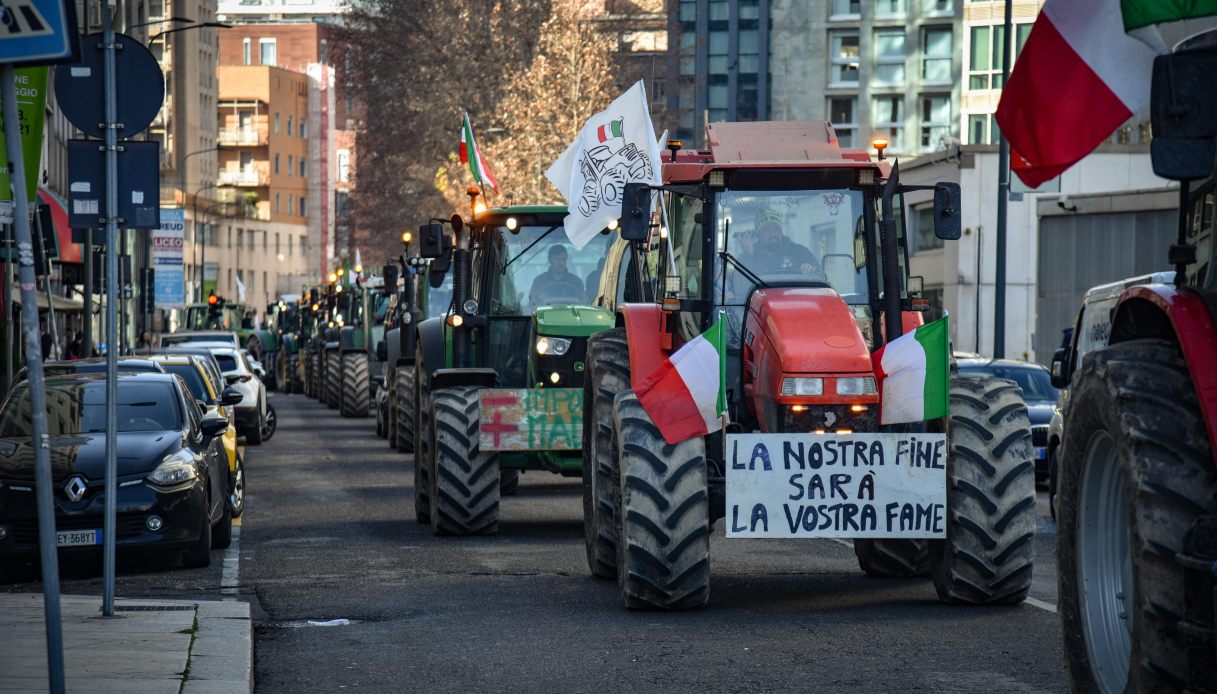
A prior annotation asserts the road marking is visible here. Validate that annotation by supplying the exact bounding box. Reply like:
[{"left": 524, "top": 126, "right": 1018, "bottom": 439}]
[
  {"left": 221, "top": 517, "right": 241, "bottom": 600},
  {"left": 1024, "top": 596, "right": 1057, "bottom": 614},
  {"left": 829, "top": 538, "right": 853, "bottom": 549}
]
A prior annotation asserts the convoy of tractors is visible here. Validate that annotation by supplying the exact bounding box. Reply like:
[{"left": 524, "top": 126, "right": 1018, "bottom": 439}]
[{"left": 275, "top": 34, "right": 1217, "bottom": 691}]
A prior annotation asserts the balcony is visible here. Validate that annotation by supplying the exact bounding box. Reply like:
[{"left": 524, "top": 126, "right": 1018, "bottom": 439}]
[
  {"left": 218, "top": 128, "right": 267, "bottom": 146},
  {"left": 218, "top": 169, "right": 269, "bottom": 187}
]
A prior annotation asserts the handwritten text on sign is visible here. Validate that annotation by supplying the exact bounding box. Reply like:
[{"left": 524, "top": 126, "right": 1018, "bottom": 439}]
[
  {"left": 479, "top": 388, "right": 583, "bottom": 452},
  {"left": 725, "top": 433, "right": 948, "bottom": 539}
]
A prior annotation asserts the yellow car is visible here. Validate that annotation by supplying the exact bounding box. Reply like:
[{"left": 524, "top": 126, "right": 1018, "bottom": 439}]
[{"left": 151, "top": 354, "right": 246, "bottom": 517}]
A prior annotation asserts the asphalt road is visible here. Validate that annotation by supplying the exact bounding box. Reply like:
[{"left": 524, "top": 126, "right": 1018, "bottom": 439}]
[{"left": 4, "top": 393, "right": 1070, "bottom": 692}]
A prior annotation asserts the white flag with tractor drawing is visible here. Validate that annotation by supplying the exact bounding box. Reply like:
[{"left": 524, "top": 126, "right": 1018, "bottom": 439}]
[{"left": 545, "top": 80, "right": 663, "bottom": 250}]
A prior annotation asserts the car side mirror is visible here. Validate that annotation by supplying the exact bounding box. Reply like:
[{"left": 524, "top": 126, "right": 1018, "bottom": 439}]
[
  {"left": 375, "top": 340, "right": 387, "bottom": 362},
  {"left": 619, "top": 182, "right": 652, "bottom": 242},
  {"left": 1050, "top": 347, "right": 1069, "bottom": 388},
  {"left": 220, "top": 386, "right": 243, "bottom": 406},
  {"left": 225, "top": 373, "right": 242, "bottom": 385},
  {"left": 419, "top": 222, "right": 445, "bottom": 259},
  {"left": 200, "top": 414, "right": 229, "bottom": 438},
  {"left": 933, "top": 183, "right": 962, "bottom": 240}
]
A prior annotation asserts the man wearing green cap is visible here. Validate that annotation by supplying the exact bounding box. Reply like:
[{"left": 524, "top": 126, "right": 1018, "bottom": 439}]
[{"left": 742, "top": 209, "right": 822, "bottom": 277}]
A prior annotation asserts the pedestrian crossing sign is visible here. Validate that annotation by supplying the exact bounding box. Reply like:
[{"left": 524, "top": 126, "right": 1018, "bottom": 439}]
[{"left": 0, "top": 0, "right": 77, "bottom": 65}]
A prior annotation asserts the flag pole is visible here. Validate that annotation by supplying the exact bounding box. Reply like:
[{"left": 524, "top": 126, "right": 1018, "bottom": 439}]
[{"left": 993, "top": 0, "right": 1013, "bottom": 359}]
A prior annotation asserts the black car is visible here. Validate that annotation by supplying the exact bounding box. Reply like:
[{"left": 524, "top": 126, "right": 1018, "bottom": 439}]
[
  {"left": 956, "top": 357, "right": 1059, "bottom": 481},
  {"left": 11, "top": 357, "right": 165, "bottom": 389},
  {"left": 0, "top": 373, "right": 233, "bottom": 572}
]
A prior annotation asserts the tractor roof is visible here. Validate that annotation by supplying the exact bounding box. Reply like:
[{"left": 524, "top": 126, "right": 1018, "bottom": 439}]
[{"left": 663, "top": 120, "right": 883, "bottom": 183}]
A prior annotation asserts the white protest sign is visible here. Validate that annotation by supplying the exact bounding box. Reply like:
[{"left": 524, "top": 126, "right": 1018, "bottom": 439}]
[{"left": 725, "top": 432, "right": 947, "bottom": 539}]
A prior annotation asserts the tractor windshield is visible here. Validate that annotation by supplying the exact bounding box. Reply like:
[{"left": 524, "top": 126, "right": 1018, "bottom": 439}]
[
  {"left": 716, "top": 188, "right": 869, "bottom": 306},
  {"left": 489, "top": 225, "right": 615, "bottom": 315}
]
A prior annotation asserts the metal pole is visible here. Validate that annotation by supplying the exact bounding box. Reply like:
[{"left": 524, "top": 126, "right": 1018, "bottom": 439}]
[
  {"left": 5, "top": 222, "right": 13, "bottom": 388},
  {"left": 102, "top": 2, "right": 120, "bottom": 617},
  {"left": 2, "top": 62, "right": 66, "bottom": 694},
  {"left": 35, "top": 208, "right": 60, "bottom": 359},
  {"left": 993, "top": 0, "right": 1013, "bottom": 359},
  {"left": 83, "top": 228, "right": 93, "bottom": 357}
]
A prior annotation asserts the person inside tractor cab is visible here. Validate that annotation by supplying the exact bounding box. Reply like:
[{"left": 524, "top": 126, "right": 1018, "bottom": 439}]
[
  {"left": 528, "top": 244, "right": 585, "bottom": 306},
  {"left": 741, "top": 208, "right": 823, "bottom": 277}
]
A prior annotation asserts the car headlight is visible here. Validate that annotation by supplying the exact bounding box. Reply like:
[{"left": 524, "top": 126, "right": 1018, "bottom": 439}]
[
  {"left": 536, "top": 337, "right": 572, "bottom": 356},
  {"left": 836, "top": 376, "right": 877, "bottom": 395},
  {"left": 781, "top": 377, "right": 824, "bottom": 396},
  {"left": 147, "top": 455, "right": 198, "bottom": 487}
]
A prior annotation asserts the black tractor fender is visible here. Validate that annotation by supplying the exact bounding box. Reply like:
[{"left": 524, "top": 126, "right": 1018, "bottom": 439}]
[
  {"left": 339, "top": 325, "right": 360, "bottom": 352},
  {"left": 416, "top": 317, "right": 447, "bottom": 380},
  {"left": 385, "top": 326, "right": 402, "bottom": 366},
  {"left": 432, "top": 368, "right": 497, "bottom": 391}
]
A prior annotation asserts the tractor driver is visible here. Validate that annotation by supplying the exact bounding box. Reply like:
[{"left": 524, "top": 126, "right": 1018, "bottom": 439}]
[
  {"left": 529, "top": 244, "right": 585, "bottom": 305},
  {"left": 741, "top": 208, "right": 823, "bottom": 278}
]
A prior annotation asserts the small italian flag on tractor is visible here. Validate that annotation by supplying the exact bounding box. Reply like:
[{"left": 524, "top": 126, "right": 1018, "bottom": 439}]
[
  {"left": 636, "top": 314, "right": 727, "bottom": 445},
  {"left": 871, "top": 316, "right": 950, "bottom": 425},
  {"left": 596, "top": 117, "right": 624, "bottom": 143},
  {"left": 459, "top": 111, "right": 499, "bottom": 194}
]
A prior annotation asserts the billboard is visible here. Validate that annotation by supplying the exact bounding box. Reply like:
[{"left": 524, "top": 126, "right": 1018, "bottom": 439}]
[{"left": 153, "top": 207, "right": 185, "bottom": 309}]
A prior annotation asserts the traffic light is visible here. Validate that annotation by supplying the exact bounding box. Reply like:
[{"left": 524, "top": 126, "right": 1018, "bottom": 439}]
[{"left": 140, "top": 268, "right": 155, "bottom": 314}]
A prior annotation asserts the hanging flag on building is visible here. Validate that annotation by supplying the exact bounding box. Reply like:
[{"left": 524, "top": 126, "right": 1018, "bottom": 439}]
[
  {"left": 545, "top": 80, "right": 662, "bottom": 250},
  {"left": 635, "top": 314, "right": 727, "bottom": 445},
  {"left": 995, "top": 0, "right": 1163, "bottom": 188},
  {"left": 235, "top": 272, "right": 247, "bottom": 302},
  {"left": 459, "top": 112, "right": 499, "bottom": 195},
  {"left": 870, "top": 316, "right": 950, "bottom": 425}
]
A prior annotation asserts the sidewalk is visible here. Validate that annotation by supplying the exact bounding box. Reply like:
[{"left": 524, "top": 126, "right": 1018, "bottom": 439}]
[{"left": 0, "top": 594, "right": 252, "bottom": 694}]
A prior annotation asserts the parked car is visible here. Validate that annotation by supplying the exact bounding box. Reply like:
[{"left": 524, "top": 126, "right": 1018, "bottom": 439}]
[
  {"left": 151, "top": 355, "right": 246, "bottom": 517},
  {"left": 0, "top": 373, "right": 232, "bottom": 572},
  {"left": 1046, "top": 271, "right": 1174, "bottom": 519},
  {"left": 201, "top": 346, "right": 267, "bottom": 445},
  {"left": 161, "top": 331, "right": 240, "bottom": 349},
  {"left": 12, "top": 358, "right": 164, "bottom": 389},
  {"left": 955, "top": 357, "right": 1059, "bottom": 481}
]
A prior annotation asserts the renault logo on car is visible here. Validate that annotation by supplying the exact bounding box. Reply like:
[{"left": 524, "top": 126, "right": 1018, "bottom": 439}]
[{"left": 63, "top": 476, "right": 87, "bottom": 503}]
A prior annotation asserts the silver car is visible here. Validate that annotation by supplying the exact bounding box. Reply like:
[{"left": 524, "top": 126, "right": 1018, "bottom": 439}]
[{"left": 203, "top": 345, "right": 267, "bottom": 445}]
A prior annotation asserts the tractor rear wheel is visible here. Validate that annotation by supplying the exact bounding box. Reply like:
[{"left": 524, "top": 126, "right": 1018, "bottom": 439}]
[
  {"left": 324, "top": 351, "right": 341, "bottom": 409},
  {"left": 929, "top": 375, "right": 1035, "bottom": 605},
  {"left": 582, "top": 328, "right": 629, "bottom": 579},
  {"left": 396, "top": 367, "right": 415, "bottom": 453},
  {"left": 853, "top": 539, "right": 930, "bottom": 578},
  {"left": 614, "top": 391, "right": 709, "bottom": 610},
  {"left": 1058, "top": 339, "right": 1217, "bottom": 693},
  {"left": 412, "top": 348, "right": 431, "bottom": 523},
  {"left": 429, "top": 386, "right": 500, "bottom": 536},
  {"left": 340, "top": 352, "right": 370, "bottom": 417}
]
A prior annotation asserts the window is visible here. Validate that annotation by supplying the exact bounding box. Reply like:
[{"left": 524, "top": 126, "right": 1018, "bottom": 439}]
[
  {"left": 337, "top": 150, "right": 350, "bottom": 183},
  {"left": 922, "top": 27, "right": 952, "bottom": 83},
  {"left": 299, "top": 197, "right": 307, "bottom": 217},
  {"left": 968, "top": 113, "right": 999, "bottom": 144},
  {"left": 921, "top": 94, "right": 951, "bottom": 148},
  {"left": 274, "top": 153, "right": 280, "bottom": 174},
  {"left": 923, "top": 0, "right": 952, "bottom": 13},
  {"left": 873, "top": 96, "right": 905, "bottom": 151},
  {"left": 288, "top": 194, "right": 294, "bottom": 215},
  {"left": 830, "top": 0, "right": 860, "bottom": 17},
  {"left": 299, "top": 157, "right": 306, "bottom": 177},
  {"left": 829, "top": 97, "right": 857, "bottom": 148},
  {"left": 709, "top": 30, "right": 728, "bottom": 74},
  {"left": 830, "top": 32, "right": 860, "bottom": 85},
  {"left": 262, "top": 230, "right": 267, "bottom": 251},
  {"left": 968, "top": 25, "right": 1003, "bottom": 90},
  {"left": 242, "top": 38, "right": 251, "bottom": 65},
  {"left": 259, "top": 38, "right": 276, "bottom": 66},
  {"left": 911, "top": 204, "right": 943, "bottom": 252},
  {"left": 287, "top": 116, "right": 293, "bottom": 135},
  {"left": 275, "top": 193, "right": 281, "bottom": 214},
  {"left": 875, "top": 0, "right": 905, "bottom": 16},
  {"left": 874, "top": 30, "right": 905, "bottom": 85},
  {"left": 288, "top": 234, "right": 293, "bottom": 256},
  {"left": 288, "top": 154, "right": 294, "bottom": 176},
  {"left": 237, "top": 228, "right": 244, "bottom": 250},
  {"left": 239, "top": 151, "right": 253, "bottom": 171},
  {"left": 299, "top": 119, "right": 307, "bottom": 138},
  {"left": 275, "top": 232, "right": 280, "bottom": 254},
  {"left": 263, "top": 272, "right": 268, "bottom": 296},
  {"left": 274, "top": 113, "right": 280, "bottom": 134}
]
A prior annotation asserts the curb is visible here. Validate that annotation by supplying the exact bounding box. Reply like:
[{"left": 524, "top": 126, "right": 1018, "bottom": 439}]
[{"left": 181, "top": 600, "right": 254, "bottom": 694}]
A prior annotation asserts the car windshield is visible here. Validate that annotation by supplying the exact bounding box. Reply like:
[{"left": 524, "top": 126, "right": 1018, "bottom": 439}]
[
  {"left": 717, "top": 188, "right": 870, "bottom": 305},
  {"left": 214, "top": 353, "right": 240, "bottom": 373},
  {"left": 488, "top": 225, "right": 614, "bottom": 315},
  {"left": 162, "top": 364, "right": 214, "bottom": 405},
  {"left": 183, "top": 305, "right": 240, "bottom": 331},
  {"left": 0, "top": 381, "right": 183, "bottom": 436},
  {"left": 958, "top": 364, "right": 1059, "bottom": 403}
]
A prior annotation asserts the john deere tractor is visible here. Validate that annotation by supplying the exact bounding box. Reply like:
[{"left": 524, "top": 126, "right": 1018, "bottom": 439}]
[
  {"left": 320, "top": 272, "right": 388, "bottom": 417},
  {"left": 410, "top": 204, "right": 624, "bottom": 535},
  {"left": 180, "top": 295, "right": 278, "bottom": 387}
]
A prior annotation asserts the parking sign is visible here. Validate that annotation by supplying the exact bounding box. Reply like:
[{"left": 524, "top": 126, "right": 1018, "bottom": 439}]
[{"left": 0, "top": 0, "right": 79, "bottom": 65}]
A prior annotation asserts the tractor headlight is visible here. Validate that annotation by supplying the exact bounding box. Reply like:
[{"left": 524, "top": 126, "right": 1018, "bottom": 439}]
[
  {"left": 147, "top": 455, "right": 198, "bottom": 487},
  {"left": 462, "top": 299, "right": 479, "bottom": 314},
  {"left": 536, "top": 337, "right": 572, "bottom": 356},
  {"left": 781, "top": 377, "right": 823, "bottom": 396},
  {"left": 836, "top": 377, "right": 877, "bottom": 396}
]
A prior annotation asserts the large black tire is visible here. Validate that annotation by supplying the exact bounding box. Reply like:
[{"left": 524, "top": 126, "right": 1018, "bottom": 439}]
[
  {"left": 500, "top": 469, "right": 520, "bottom": 496},
  {"left": 183, "top": 501, "right": 212, "bottom": 568},
  {"left": 614, "top": 391, "right": 710, "bottom": 610},
  {"left": 396, "top": 367, "right": 415, "bottom": 453},
  {"left": 1058, "top": 339, "right": 1217, "bottom": 693},
  {"left": 324, "top": 350, "right": 341, "bottom": 409},
  {"left": 429, "top": 386, "right": 500, "bottom": 536},
  {"left": 212, "top": 486, "right": 233, "bottom": 550},
  {"left": 229, "top": 450, "right": 245, "bottom": 519},
  {"left": 340, "top": 352, "right": 370, "bottom": 417},
  {"left": 308, "top": 349, "right": 320, "bottom": 399},
  {"left": 853, "top": 539, "right": 931, "bottom": 578},
  {"left": 413, "top": 348, "right": 432, "bottom": 523},
  {"left": 245, "top": 398, "right": 264, "bottom": 446},
  {"left": 583, "top": 328, "right": 629, "bottom": 579},
  {"left": 929, "top": 375, "right": 1036, "bottom": 605}
]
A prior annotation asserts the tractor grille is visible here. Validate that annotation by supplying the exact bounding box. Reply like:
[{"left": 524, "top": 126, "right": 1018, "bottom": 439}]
[{"left": 1031, "top": 425, "right": 1048, "bottom": 447}]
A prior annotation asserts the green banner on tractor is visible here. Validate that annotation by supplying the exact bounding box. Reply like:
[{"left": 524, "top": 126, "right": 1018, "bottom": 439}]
[{"left": 479, "top": 388, "right": 583, "bottom": 451}]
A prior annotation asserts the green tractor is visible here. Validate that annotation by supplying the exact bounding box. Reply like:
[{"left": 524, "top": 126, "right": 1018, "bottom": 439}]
[
  {"left": 298, "top": 286, "right": 326, "bottom": 400},
  {"left": 324, "top": 274, "right": 389, "bottom": 418},
  {"left": 411, "top": 205, "right": 621, "bottom": 535},
  {"left": 180, "top": 296, "right": 279, "bottom": 387},
  {"left": 266, "top": 298, "right": 303, "bottom": 394}
]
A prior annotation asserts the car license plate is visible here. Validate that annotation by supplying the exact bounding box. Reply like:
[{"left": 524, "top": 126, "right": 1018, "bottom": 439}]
[
  {"left": 56, "top": 529, "right": 102, "bottom": 547},
  {"left": 1035, "top": 447, "right": 1047, "bottom": 461}
]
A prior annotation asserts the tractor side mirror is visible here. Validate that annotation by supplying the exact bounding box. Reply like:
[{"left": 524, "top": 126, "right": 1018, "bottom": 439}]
[
  {"left": 1050, "top": 347, "right": 1069, "bottom": 388},
  {"left": 419, "top": 223, "right": 445, "bottom": 258},
  {"left": 933, "top": 183, "right": 962, "bottom": 240},
  {"left": 429, "top": 256, "right": 450, "bottom": 288},
  {"left": 1149, "top": 49, "right": 1217, "bottom": 181},
  {"left": 382, "top": 264, "right": 398, "bottom": 295},
  {"left": 337, "top": 292, "right": 351, "bottom": 310},
  {"left": 375, "top": 340, "right": 387, "bottom": 362},
  {"left": 619, "top": 183, "right": 652, "bottom": 242}
]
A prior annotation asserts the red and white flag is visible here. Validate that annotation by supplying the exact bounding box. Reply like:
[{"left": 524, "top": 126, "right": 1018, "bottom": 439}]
[
  {"left": 995, "top": 0, "right": 1160, "bottom": 188},
  {"left": 635, "top": 316, "right": 727, "bottom": 445},
  {"left": 459, "top": 112, "right": 499, "bottom": 194}
]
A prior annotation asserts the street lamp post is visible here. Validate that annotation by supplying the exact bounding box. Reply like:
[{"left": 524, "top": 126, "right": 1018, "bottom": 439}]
[{"left": 192, "top": 183, "right": 221, "bottom": 303}]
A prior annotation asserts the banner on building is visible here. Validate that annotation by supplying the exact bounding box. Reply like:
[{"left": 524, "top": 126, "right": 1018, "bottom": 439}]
[{"left": 153, "top": 207, "right": 185, "bottom": 309}]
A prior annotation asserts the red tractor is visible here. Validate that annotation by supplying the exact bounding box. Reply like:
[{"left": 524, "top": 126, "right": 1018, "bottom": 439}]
[
  {"left": 1053, "top": 33, "right": 1217, "bottom": 692},
  {"left": 581, "top": 121, "right": 1038, "bottom": 610}
]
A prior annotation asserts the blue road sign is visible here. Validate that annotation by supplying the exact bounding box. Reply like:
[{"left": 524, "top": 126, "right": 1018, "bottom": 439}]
[{"left": 0, "top": 0, "right": 79, "bottom": 66}]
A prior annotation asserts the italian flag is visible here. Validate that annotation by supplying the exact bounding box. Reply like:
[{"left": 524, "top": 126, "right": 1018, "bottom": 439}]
[
  {"left": 995, "top": 0, "right": 1161, "bottom": 188},
  {"left": 636, "top": 316, "right": 726, "bottom": 445},
  {"left": 596, "top": 118, "right": 624, "bottom": 143},
  {"left": 1122, "top": 0, "right": 1217, "bottom": 30},
  {"left": 871, "top": 317, "right": 949, "bottom": 426},
  {"left": 459, "top": 112, "right": 499, "bottom": 194}
]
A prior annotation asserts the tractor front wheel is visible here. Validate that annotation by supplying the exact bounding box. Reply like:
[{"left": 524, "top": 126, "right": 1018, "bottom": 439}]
[
  {"left": 396, "top": 367, "right": 416, "bottom": 453},
  {"left": 413, "top": 346, "right": 431, "bottom": 523},
  {"left": 429, "top": 386, "right": 500, "bottom": 536},
  {"left": 614, "top": 391, "right": 709, "bottom": 610},
  {"left": 324, "top": 351, "right": 341, "bottom": 410},
  {"left": 340, "top": 352, "right": 370, "bottom": 417},
  {"left": 853, "top": 539, "right": 930, "bottom": 578},
  {"left": 582, "top": 328, "right": 629, "bottom": 579},
  {"left": 929, "top": 375, "right": 1036, "bottom": 605},
  {"left": 1058, "top": 339, "right": 1217, "bottom": 693}
]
